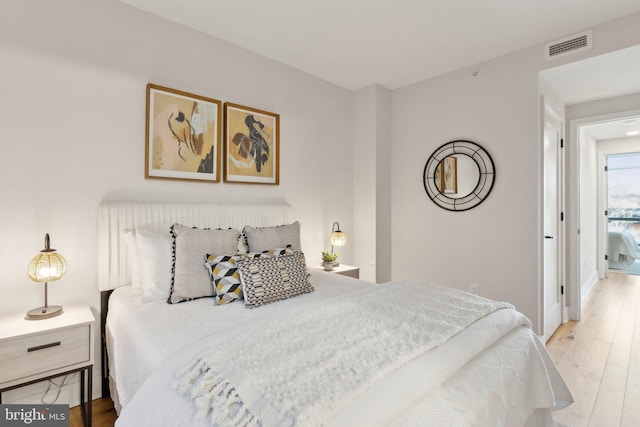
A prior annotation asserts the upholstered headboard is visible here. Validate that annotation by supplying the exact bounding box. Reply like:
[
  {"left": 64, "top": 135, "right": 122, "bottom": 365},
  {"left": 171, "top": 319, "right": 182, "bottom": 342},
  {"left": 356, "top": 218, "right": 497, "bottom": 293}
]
[{"left": 97, "top": 201, "right": 293, "bottom": 291}]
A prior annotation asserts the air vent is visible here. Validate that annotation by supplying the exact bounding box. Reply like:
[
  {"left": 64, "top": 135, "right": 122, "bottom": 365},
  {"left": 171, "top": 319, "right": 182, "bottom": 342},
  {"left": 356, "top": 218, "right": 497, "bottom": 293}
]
[{"left": 545, "top": 30, "right": 592, "bottom": 61}]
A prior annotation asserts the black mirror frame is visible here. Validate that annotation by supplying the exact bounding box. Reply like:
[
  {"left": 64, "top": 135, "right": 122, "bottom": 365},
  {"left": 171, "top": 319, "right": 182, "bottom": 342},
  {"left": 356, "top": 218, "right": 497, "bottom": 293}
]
[{"left": 423, "top": 140, "right": 495, "bottom": 211}]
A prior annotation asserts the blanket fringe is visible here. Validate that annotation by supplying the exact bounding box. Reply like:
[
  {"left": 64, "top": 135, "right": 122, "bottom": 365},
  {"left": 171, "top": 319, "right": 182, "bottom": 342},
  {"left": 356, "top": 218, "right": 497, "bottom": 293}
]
[{"left": 173, "top": 357, "right": 259, "bottom": 426}]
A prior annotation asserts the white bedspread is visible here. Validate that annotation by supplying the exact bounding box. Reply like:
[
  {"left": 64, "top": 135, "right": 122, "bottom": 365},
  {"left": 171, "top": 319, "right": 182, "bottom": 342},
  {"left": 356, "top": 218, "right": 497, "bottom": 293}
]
[
  {"left": 608, "top": 229, "right": 640, "bottom": 265},
  {"left": 109, "top": 271, "right": 572, "bottom": 427},
  {"left": 107, "top": 271, "right": 377, "bottom": 409},
  {"left": 175, "top": 281, "right": 514, "bottom": 426}
]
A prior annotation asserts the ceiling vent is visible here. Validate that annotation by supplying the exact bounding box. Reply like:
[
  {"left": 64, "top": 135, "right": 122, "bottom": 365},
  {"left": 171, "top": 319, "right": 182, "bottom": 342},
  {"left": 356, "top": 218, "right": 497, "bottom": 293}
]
[{"left": 545, "top": 30, "right": 592, "bottom": 61}]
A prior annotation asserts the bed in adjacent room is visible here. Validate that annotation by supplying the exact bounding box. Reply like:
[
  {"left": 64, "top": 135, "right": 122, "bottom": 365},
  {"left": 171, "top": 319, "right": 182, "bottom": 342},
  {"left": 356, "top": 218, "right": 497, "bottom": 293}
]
[
  {"left": 608, "top": 229, "right": 640, "bottom": 268},
  {"left": 99, "top": 201, "right": 572, "bottom": 427}
]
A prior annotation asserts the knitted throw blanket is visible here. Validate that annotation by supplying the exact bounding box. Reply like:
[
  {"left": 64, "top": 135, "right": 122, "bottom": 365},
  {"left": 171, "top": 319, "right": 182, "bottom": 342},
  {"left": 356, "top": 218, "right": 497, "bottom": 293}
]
[{"left": 173, "top": 281, "right": 513, "bottom": 427}]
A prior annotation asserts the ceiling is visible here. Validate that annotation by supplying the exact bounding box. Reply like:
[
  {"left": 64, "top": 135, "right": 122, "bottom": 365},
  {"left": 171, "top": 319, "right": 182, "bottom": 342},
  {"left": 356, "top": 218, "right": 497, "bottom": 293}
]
[
  {"left": 117, "top": 0, "right": 640, "bottom": 141},
  {"left": 541, "top": 45, "right": 640, "bottom": 142},
  {"left": 117, "top": 0, "right": 640, "bottom": 91},
  {"left": 580, "top": 115, "right": 640, "bottom": 141}
]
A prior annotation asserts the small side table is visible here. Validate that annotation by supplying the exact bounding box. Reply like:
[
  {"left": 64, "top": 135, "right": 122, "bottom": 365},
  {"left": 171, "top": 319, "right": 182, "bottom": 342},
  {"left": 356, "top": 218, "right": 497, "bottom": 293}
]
[
  {"left": 0, "top": 304, "right": 95, "bottom": 427},
  {"left": 312, "top": 264, "right": 360, "bottom": 279}
]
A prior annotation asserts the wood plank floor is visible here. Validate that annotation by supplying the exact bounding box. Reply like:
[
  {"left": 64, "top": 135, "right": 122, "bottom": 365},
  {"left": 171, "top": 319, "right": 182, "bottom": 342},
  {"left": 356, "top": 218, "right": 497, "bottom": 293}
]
[
  {"left": 546, "top": 272, "right": 640, "bottom": 427},
  {"left": 69, "top": 397, "right": 117, "bottom": 427},
  {"left": 72, "top": 273, "right": 639, "bottom": 427}
]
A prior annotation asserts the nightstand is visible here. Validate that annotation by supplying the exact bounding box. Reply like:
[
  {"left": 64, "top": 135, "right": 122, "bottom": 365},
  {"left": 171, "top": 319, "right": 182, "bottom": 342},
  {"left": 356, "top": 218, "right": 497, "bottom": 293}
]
[
  {"left": 0, "top": 304, "right": 95, "bottom": 427},
  {"left": 312, "top": 264, "right": 360, "bottom": 279}
]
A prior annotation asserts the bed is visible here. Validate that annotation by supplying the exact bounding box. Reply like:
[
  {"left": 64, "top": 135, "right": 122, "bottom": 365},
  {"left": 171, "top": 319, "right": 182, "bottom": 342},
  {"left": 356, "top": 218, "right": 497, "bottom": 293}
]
[
  {"left": 99, "top": 201, "right": 572, "bottom": 427},
  {"left": 608, "top": 229, "right": 640, "bottom": 267}
]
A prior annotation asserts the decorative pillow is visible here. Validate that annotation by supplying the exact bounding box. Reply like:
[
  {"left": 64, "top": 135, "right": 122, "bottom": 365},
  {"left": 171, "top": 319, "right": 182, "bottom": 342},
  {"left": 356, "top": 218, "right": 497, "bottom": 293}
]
[
  {"left": 205, "top": 247, "right": 295, "bottom": 305},
  {"left": 243, "top": 222, "right": 302, "bottom": 253},
  {"left": 135, "top": 228, "right": 173, "bottom": 302},
  {"left": 169, "top": 224, "right": 240, "bottom": 304},
  {"left": 237, "top": 231, "right": 249, "bottom": 254},
  {"left": 237, "top": 251, "right": 313, "bottom": 309}
]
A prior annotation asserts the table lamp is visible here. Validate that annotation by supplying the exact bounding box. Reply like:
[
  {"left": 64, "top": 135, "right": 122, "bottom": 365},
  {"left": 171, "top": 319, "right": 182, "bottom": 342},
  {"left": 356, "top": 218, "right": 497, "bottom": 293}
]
[
  {"left": 330, "top": 222, "right": 346, "bottom": 266},
  {"left": 26, "top": 233, "right": 66, "bottom": 320}
]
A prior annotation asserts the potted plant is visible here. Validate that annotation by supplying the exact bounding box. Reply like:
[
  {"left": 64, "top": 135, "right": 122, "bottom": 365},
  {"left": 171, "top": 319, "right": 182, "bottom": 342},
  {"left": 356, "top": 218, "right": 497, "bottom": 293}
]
[{"left": 321, "top": 251, "right": 338, "bottom": 271}]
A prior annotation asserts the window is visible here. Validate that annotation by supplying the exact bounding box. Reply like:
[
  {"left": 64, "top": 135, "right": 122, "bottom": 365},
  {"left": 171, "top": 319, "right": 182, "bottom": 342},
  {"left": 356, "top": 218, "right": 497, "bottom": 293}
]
[{"left": 608, "top": 152, "right": 640, "bottom": 242}]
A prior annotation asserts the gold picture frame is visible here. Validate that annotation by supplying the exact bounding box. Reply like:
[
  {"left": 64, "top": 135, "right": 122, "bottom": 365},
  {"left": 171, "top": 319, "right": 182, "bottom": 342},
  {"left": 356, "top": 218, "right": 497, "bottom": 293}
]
[
  {"left": 145, "top": 84, "right": 222, "bottom": 182},
  {"left": 223, "top": 102, "right": 280, "bottom": 185}
]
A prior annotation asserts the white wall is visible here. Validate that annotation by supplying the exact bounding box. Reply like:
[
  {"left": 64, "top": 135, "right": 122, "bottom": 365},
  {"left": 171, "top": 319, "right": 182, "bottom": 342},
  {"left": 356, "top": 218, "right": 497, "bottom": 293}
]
[
  {"left": 0, "top": 0, "right": 354, "bottom": 403},
  {"left": 580, "top": 133, "right": 599, "bottom": 296},
  {"left": 352, "top": 84, "right": 392, "bottom": 283},
  {"left": 390, "top": 12, "right": 640, "bottom": 334},
  {"left": 375, "top": 86, "right": 392, "bottom": 283},
  {"left": 353, "top": 87, "right": 378, "bottom": 281},
  {"left": 392, "top": 54, "right": 542, "bottom": 330}
]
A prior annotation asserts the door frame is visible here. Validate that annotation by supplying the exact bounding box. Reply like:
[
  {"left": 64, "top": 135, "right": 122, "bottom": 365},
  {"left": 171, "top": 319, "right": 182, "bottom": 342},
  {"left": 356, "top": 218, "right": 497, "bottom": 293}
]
[{"left": 597, "top": 141, "right": 640, "bottom": 273}]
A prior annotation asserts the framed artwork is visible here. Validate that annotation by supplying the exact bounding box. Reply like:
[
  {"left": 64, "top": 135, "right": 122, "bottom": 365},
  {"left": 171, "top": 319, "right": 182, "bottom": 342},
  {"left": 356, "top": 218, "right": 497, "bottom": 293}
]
[
  {"left": 145, "top": 84, "right": 222, "bottom": 182},
  {"left": 223, "top": 102, "right": 279, "bottom": 185}
]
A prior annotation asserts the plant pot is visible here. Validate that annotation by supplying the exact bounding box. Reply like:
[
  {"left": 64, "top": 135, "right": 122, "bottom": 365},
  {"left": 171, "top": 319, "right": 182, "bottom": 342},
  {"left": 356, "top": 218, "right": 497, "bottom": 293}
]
[{"left": 323, "top": 262, "right": 334, "bottom": 271}]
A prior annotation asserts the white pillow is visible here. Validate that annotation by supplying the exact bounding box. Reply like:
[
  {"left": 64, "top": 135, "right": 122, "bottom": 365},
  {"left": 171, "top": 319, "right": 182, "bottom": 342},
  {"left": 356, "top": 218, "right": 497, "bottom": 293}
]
[
  {"left": 243, "top": 221, "right": 302, "bottom": 253},
  {"left": 135, "top": 228, "right": 173, "bottom": 302},
  {"left": 122, "top": 229, "right": 142, "bottom": 293}
]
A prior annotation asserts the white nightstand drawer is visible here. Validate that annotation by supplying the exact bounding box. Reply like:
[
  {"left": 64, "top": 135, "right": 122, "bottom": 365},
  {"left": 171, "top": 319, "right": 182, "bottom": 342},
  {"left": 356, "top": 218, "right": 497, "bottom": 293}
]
[{"left": 0, "top": 324, "right": 90, "bottom": 384}]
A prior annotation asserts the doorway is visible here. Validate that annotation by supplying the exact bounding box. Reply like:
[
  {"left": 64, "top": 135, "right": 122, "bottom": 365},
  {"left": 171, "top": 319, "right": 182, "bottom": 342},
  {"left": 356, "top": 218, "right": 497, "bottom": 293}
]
[
  {"left": 539, "top": 45, "right": 640, "bottom": 323},
  {"left": 603, "top": 151, "right": 640, "bottom": 275},
  {"left": 569, "top": 113, "right": 640, "bottom": 320}
]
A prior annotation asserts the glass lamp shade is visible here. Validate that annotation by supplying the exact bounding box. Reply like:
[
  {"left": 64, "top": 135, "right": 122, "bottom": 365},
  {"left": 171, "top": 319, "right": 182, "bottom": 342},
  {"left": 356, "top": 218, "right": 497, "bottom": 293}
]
[
  {"left": 330, "top": 230, "right": 347, "bottom": 247},
  {"left": 330, "top": 221, "right": 347, "bottom": 248},
  {"left": 28, "top": 251, "right": 67, "bottom": 282}
]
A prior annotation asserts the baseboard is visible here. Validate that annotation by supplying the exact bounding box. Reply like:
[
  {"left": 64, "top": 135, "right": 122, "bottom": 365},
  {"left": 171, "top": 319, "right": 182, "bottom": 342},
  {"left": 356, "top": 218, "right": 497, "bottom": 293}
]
[
  {"left": 581, "top": 270, "right": 599, "bottom": 302},
  {"left": 1, "top": 372, "right": 102, "bottom": 407}
]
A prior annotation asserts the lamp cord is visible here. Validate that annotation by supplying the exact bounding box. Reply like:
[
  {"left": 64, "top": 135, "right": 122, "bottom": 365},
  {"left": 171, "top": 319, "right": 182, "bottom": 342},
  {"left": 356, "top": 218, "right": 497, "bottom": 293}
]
[{"left": 41, "top": 373, "right": 75, "bottom": 404}]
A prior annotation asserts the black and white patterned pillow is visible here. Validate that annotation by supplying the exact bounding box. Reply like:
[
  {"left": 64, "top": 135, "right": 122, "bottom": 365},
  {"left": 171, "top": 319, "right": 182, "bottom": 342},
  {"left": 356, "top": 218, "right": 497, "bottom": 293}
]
[
  {"left": 237, "top": 251, "right": 313, "bottom": 309},
  {"left": 205, "top": 247, "right": 294, "bottom": 305}
]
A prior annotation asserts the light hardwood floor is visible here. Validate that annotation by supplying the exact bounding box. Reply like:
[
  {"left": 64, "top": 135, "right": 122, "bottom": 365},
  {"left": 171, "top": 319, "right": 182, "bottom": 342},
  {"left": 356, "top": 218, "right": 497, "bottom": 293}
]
[{"left": 546, "top": 271, "right": 640, "bottom": 427}]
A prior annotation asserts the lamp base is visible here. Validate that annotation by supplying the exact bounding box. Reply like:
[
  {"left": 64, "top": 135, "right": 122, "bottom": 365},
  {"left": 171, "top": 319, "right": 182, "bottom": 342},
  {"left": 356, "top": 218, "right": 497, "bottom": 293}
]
[{"left": 26, "top": 305, "right": 63, "bottom": 320}]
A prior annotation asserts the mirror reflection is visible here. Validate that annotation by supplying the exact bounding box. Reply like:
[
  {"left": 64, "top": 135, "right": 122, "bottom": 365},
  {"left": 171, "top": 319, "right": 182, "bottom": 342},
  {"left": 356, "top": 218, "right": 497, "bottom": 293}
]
[{"left": 434, "top": 155, "right": 480, "bottom": 198}]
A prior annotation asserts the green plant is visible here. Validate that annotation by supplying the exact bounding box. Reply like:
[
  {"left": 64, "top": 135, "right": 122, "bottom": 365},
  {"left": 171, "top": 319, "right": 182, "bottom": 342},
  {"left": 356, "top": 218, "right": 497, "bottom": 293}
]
[{"left": 321, "top": 251, "right": 338, "bottom": 263}]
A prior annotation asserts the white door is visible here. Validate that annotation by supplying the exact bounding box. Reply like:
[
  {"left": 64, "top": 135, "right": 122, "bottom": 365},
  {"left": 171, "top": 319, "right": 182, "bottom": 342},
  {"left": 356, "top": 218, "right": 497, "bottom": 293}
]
[{"left": 543, "top": 112, "right": 562, "bottom": 340}]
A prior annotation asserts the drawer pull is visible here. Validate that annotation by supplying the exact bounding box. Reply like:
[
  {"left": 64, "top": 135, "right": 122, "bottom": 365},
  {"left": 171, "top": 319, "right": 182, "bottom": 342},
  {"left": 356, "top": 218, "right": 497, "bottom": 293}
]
[{"left": 27, "top": 341, "right": 61, "bottom": 352}]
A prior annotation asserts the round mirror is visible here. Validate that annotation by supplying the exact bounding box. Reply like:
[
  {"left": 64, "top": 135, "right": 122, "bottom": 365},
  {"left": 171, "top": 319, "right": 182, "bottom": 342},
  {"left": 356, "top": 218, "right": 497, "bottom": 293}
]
[
  {"left": 423, "top": 140, "right": 495, "bottom": 211},
  {"left": 434, "top": 154, "right": 480, "bottom": 198}
]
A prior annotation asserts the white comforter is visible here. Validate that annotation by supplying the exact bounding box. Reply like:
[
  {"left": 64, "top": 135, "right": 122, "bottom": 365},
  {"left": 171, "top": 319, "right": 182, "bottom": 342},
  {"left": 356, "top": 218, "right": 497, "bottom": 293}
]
[
  {"left": 109, "top": 271, "right": 571, "bottom": 427},
  {"left": 608, "top": 229, "right": 640, "bottom": 265}
]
